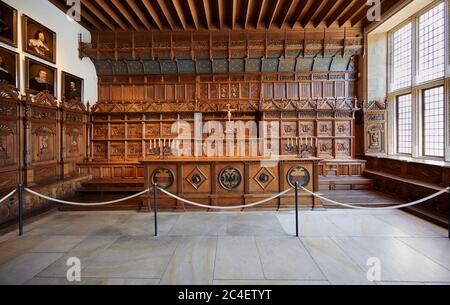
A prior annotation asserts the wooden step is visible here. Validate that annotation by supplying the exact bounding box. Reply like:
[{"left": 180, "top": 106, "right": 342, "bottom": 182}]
[
  {"left": 319, "top": 176, "right": 374, "bottom": 191},
  {"left": 58, "top": 194, "right": 144, "bottom": 212},
  {"left": 319, "top": 190, "right": 402, "bottom": 208}
]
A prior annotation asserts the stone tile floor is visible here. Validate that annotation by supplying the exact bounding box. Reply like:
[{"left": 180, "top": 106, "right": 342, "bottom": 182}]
[{"left": 0, "top": 209, "right": 449, "bottom": 285}]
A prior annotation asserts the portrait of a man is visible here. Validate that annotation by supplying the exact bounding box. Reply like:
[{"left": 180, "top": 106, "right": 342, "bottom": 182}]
[
  {"left": 0, "top": 47, "right": 17, "bottom": 86},
  {"left": 62, "top": 72, "right": 83, "bottom": 102},
  {"left": 26, "top": 58, "right": 56, "bottom": 95},
  {"left": 23, "top": 15, "right": 56, "bottom": 63},
  {"left": 0, "top": 1, "right": 17, "bottom": 47},
  {"left": 28, "top": 30, "right": 51, "bottom": 58}
]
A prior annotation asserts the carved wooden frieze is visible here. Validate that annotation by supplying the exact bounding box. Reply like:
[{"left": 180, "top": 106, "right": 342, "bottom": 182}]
[
  {"left": 0, "top": 123, "right": 16, "bottom": 166},
  {"left": 110, "top": 125, "right": 125, "bottom": 138},
  {"left": 127, "top": 124, "right": 143, "bottom": 138},
  {"left": 336, "top": 121, "right": 351, "bottom": 137},
  {"left": 318, "top": 121, "right": 333, "bottom": 137},
  {"left": 32, "top": 125, "right": 56, "bottom": 162},
  {"left": 110, "top": 142, "right": 125, "bottom": 161},
  {"left": 336, "top": 139, "right": 351, "bottom": 158},
  {"left": 281, "top": 122, "right": 297, "bottom": 137},
  {"left": 127, "top": 142, "right": 142, "bottom": 158},
  {"left": 93, "top": 143, "right": 107, "bottom": 159},
  {"left": 318, "top": 139, "right": 333, "bottom": 159},
  {"left": 299, "top": 121, "right": 314, "bottom": 136},
  {"left": 94, "top": 125, "right": 108, "bottom": 139}
]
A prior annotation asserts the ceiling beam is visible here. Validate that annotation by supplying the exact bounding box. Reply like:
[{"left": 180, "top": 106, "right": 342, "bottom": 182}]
[
  {"left": 172, "top": 0, "right": 188, "bottom": 30},
  {"left": 96, "top": 0, "right": 127, "bottom": 31},
  {"left": 313, "top": 0, "right": 339, "bottom": 28},
  {"left": 157, "top": 0, "right": 177, "bottom": 30},
  {"left": 244, "top": 0, "right": 253, "bottom": 30},
  {"left": 301, "top": 0, "right": 322, "bottom": 28},
  {"left": 326, "top": 0, "right": 352, "bottom": 27},
  {"left": 256, "top": 0, "right": 267, "bottom": 29},
  {"left": 338, "top": 0, "right": 366, "bottom": 27},
  {"left": 48, "top": 0, "right": 95, "bottom": 30},
  {"left": 202, "top": 0, "right": 211, "bottom": 29},
  {"left": 186, "top": 0, "right": 200, "bottom": 30},
  {"left": 277, "top": 0, "right": 295, "bottom": 29},
  {"left": 217, "top": 0, "right": 223, "bottom": 29},
  {"left": 110, "top": 0, "right": 140, "bottom": 30},
  {"left": 265, "top": 0, "right": 281, "bottom": 29},
  {"left": 231, "top": 0, "right": 237, "bottom": 29},
  {"left": 289, "top": 0, "right": 308, "bottom": 28},
  {"left": 80, "top": 0, "right": 116, "bottom": 31},
  {"left": 142, "top": 0, "right": 163, "bottom": 30},
  {"left": 350, "top": 4, "right": 372, "bottom": 26},
  {"left": 127, "top": 0, "right": 152, "bottom": 31}
]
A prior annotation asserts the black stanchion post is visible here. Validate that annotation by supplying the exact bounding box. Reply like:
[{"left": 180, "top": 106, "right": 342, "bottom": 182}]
[
  {"left": 18, "top": 184, "right": 23, "bottom": 236},
  {"left": 147, "top": 187, "right": 151, "bottom": 212},
  {"left": 295, "top": 182, "right": 299, "bottom": 238},
  {"left": 153, "top": 182, "right": 158, "bottom": 237}
]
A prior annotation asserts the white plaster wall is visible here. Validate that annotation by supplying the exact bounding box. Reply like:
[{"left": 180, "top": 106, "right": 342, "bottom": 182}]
[
  {"left": 0, "top": 0, "right": 97, "bottom": 104},
  {"left": 367, "top": 32, "right": 388, "bottom": 102}
]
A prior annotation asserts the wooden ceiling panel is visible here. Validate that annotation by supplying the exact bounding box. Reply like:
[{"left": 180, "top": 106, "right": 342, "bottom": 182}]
[{"left": 49, "top": 0, "right": 411, "bottom": 31}]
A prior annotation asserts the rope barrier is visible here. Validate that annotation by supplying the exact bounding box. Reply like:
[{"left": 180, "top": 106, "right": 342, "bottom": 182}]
[
  {"left": 157, "top": 187, "right": 293, "bottom": 210},
  {"left": 24, "top": 187, "right": 151, "bottom": 206},
  {"left": 300, "top": 186, "right": 450, "bottom": 210},
  {"left": 0, "top": 189, "right": 16, "bottom": 205}
]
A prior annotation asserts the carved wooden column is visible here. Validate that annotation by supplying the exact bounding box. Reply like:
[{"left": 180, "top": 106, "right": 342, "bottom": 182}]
[{"left": 363, "top": 100, "right": 387, "bottom": 156}]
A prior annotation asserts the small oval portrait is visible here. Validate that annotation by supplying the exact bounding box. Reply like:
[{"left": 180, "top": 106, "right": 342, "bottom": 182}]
[{"left": 287, "top": 166, "right": 310, "bottom": 188}]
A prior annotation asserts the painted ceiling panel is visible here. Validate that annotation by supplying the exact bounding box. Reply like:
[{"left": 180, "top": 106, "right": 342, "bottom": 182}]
[
  {"left": 313, "top": 58, "right": 333, "bottom": 71},
  {"left": 143, "top": 60, "right": 161, "bottom": 74},
  {"left": 177, "top": 60, "right": 196, "bottom": 73}
]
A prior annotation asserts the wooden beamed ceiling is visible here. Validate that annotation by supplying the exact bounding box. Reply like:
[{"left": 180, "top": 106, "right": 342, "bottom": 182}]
[{"left": 49, "top": 0, "right": 407, "bottom": 32}]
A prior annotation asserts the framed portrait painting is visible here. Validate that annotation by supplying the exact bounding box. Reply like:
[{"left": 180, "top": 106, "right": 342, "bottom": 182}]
[
  {"left": 22, "top": 15, "right": 56, "bottom": 63},
  {"left": 62, "top": 71, "right": 83, "bottom": 102},
  {"left": 0, "top": 1, "right": 17, "bottom": 47},
  {"left": 0, "top": 46, "right": 18, "bottom": 87},
  {"left": 25, "top": 57, "right": 56, "bottom": 96}
]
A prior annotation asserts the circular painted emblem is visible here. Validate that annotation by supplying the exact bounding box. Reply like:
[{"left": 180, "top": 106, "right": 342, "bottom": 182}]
[
  {"left": 219, "top": 167, "right": 242, "bottom": 190},
  {"left": 152, "top": 168, "right": 174, "bottom": 189},
  {"left": 258, "top": 173, "right": 269, "bottom": 183},
  {"left": 191, "top": 174, "right": 202, "bottom": 185},
  {"left": 287, "top": 166, "right": 310, "bottom": 188}
]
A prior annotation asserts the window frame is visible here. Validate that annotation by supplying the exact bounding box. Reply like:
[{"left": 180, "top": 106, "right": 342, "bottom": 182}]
[
  {"left": 422, "top": 85, "right": 445, "bottom": 158},
  {"left": 387, "top": 0, "right": 447, "bottom": 161},
  {"left": 396, "top": 94, "right": 413, "bottom": 155}
]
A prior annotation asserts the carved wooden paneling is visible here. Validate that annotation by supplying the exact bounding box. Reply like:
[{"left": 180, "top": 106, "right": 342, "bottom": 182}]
[
  {"left": 0, "top": 82, "right": 20, "bottom": 193},
  {"left": 364, "top": 100, "right": 387, "bottom": 155},
  {"left": 25, "top": 92, "right": 61, "bottom": 185}
]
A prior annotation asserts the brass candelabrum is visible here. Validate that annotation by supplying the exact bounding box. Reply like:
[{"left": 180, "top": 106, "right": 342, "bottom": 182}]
[
  {"left": 148, "top": 139, "right": 173, "bottom": 159},
  {"left": 285, "top": 137, "right": 317, "bottom": 159},
  {"left": 299, "top": 142, "right": 316, "bottom": 159}
]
